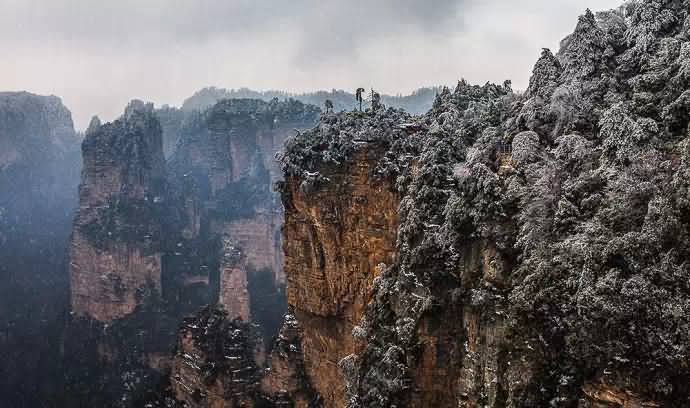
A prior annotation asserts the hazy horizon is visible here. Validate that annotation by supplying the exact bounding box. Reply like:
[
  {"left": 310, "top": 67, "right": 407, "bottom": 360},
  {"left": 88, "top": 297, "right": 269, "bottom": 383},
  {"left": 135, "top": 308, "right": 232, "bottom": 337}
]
[{"left": 1, "top": 0, "right": 623, "bottom": 129}]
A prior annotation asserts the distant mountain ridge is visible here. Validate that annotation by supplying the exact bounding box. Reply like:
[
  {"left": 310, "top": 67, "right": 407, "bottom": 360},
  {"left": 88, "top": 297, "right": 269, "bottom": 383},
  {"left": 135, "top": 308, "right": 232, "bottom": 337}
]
[{"left": 180, "top": 86, "right": 444, "bottom": 115}]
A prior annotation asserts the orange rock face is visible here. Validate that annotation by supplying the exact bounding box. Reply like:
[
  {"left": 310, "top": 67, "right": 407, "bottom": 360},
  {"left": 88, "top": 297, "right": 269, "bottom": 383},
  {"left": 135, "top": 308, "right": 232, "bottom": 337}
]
[
  {"left": 281, "top": 149, "right": 400, "bottom": 407},
  {"left": 280, "top": 151, "right": 536, "bottom": 406}
]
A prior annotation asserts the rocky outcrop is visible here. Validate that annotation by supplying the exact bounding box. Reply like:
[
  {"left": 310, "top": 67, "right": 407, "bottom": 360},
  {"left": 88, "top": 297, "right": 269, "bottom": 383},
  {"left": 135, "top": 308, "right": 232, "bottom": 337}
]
[
  {"left": 275, "top": 2, "right": 690, "bottom": 406},
  {"left": 138, "top": 98, "right": 321, "bottom": 407},
  {"left": 70, "top": 100, "right": 167, "bottom": 323},
  {"left": 170, "top": 306, "right": 264, "bottom": 407},
  {"left": 261, "top": 313, "right": 319, "bottom": 407},
  {"left": 280, "top": 146, "right": 400, "bottom": 407},
  {"left": 59, "top": 97, "right": 319, "bottom": 406},
  {"left": 219, "top": 236, "right": 251, "bottom": 321},
  {"left": 167, "top": 98, "right": 319, "bottom": 336}
]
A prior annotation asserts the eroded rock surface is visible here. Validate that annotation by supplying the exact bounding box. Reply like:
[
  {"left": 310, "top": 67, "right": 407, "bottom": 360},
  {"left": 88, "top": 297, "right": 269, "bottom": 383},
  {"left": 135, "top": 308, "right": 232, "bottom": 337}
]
[
  {"left": 280, "top": 146, "right": 400, "bottom": 407},
  {"left": 171, "top": 306, "right": 264, "bottom": 408},
  {"left": 70, "top": 100, "right": 167, "bottom": 322},
  {"left": 167, "top": 98, "right": 319, "bottom": 338},
  {"left": 274, "top": 2, "right": 690, "bottom": 406},
  {"left": 261, "top": 313, "right": 320, "bottom": 407}
]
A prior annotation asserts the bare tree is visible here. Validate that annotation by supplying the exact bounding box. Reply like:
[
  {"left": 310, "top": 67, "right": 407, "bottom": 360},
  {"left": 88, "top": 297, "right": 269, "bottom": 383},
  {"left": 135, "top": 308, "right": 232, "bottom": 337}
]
[
  {"left": 371, "top": 89, "right": 381, "bottom": 112},
  {"left": 356, "top": 88, "right": 365, "bottom": 111}
]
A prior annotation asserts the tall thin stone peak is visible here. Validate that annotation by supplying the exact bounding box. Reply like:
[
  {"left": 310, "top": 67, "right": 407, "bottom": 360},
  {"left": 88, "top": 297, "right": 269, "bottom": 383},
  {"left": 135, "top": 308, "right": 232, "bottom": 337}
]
[
  {"left": 85, "top": 115, "right": 101, "bottom": 136},
  {"left": 70, "top": 99, "right": 166, "bottom": 323}
]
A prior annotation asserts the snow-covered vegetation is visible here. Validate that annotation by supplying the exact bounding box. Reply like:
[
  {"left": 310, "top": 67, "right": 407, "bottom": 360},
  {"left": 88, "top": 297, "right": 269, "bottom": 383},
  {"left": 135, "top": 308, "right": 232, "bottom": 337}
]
[{"left": 280, "top": 2, "right": 690, "bottom": 406}]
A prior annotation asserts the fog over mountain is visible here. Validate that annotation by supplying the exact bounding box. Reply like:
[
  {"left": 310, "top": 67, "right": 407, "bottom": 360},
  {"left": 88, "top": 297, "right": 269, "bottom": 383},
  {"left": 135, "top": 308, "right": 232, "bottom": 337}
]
[
  {"left": 0, "top": 0, "right": 621, "bottom": 129},
  {"left": 5, "top": 0, "right": 690, "bottom": 407}
]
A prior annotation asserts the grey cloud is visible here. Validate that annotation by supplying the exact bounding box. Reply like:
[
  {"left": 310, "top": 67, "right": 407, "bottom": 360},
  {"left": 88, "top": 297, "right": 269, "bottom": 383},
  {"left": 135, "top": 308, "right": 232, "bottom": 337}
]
[
  {"left": 0, "top": 0, "right": 279, "bottom": 46},
  {"left": 0, "top": 0, "right": 624, "bottom": 129},
  {"left": 289, "top": 0, "right": 464, "bottom": 63},
  {"left": 0, "top": 0, "right": 464, "bottom": 55}
]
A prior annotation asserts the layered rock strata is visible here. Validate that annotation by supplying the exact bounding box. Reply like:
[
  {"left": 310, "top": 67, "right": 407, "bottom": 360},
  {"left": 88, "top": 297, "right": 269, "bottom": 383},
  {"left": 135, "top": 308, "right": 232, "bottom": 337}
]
[
  {"left": 280, "top": 147, "right": 400, "bottom": 407},
  {"left": 70, "top": 100, "right": 167, "bottom": 322}
]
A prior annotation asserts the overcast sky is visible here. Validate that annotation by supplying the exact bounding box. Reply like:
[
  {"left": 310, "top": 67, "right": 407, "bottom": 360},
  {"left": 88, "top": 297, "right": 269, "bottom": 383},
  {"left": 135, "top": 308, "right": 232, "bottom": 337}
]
[{"left": 0, "top": 0, "right": 623, "bottom": 129}]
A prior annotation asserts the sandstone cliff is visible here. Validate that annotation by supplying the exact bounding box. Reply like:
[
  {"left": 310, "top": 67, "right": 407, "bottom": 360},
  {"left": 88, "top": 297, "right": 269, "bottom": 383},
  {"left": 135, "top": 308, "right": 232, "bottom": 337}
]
[
  {"left": 70, "top": 100, "right": 167, "bottom": 323},
  {"left": 39, "top": 1, "right": 690, "bottom": 406},
  {"left": 60, "top": 96, "right": 321, "bottom": 407},
  {"left": 274, "top": 2, "right": 690, "bottom": 406},
  {"left": 122, "top": 98, "right": 322, "bottom": 407},
  {"left": 279, "top": 142, "right": 400, "bottom": 407},
  {"left": 166, "top": 98, "right": 319, "bottom": 338},
  {"left": 62, "top": 101, "right": 189, "bottom": 407}
]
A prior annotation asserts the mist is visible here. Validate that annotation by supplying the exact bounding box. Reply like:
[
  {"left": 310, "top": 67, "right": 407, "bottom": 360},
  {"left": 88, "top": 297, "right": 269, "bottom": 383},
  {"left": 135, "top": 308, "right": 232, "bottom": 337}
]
[
  {"left": 4, "top": 1, "right": 663, "bottom": 406},
  {"left": 0, "top": 0, "right": 622, "bottom": 129}
]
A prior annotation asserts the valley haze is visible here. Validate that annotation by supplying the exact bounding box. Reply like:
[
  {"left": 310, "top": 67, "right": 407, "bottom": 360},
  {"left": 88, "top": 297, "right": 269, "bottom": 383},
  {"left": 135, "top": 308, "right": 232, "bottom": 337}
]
[{"left": 2, "top": 1, "right": 690, "bottom": 408}]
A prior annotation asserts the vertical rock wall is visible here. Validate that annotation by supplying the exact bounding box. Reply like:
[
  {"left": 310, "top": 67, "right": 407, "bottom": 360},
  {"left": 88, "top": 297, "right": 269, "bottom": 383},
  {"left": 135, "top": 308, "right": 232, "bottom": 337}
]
[
  {"left": 281, "top": 148, "right": 400, "bottom": 407},
  {"left": 274, "top": 4, "right": 690, "bottom": 405},
  {"left": 168, "top": 99, "right": 319, "bottom": 324},
  {"left": 218, "top": 236, "right": 251, "bottom": 321},
  {"left": 261, "top": 313, "right": 319, "bottom": 407},
  {"left": 70, "top": 101, "right": 166, "bottom": 323}
]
